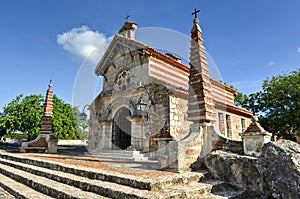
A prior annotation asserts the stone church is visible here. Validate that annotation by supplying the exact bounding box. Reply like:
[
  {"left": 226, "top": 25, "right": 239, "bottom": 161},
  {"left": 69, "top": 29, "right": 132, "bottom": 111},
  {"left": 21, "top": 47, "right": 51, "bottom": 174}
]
[{"left": 88, "top": 14, "right": 253, "bottom": 159}]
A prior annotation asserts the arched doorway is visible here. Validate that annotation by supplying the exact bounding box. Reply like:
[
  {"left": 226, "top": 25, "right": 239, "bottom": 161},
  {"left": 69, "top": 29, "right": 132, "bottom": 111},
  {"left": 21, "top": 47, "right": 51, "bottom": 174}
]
[{"left": 112, "top": 107, "right": 131, "bottom": 150}]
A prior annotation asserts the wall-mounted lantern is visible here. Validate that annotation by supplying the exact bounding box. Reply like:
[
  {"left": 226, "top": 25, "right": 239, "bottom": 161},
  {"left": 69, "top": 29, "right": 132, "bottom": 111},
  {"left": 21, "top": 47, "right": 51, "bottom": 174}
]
[
  {"left": 79, "top": 112, "right": 88, "bottom": 121},
  {"left": 136, "top": 99, "right": 147, "bottom": 112},
  {"left": 79, "top": 105, "right": 97, "bottom": 121}
]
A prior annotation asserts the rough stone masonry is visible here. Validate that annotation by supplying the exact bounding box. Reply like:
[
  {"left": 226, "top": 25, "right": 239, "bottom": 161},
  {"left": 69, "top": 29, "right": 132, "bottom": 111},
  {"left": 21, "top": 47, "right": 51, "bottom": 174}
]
[{"left": 205, "top": 139, "right": 300, "bottom": 199}]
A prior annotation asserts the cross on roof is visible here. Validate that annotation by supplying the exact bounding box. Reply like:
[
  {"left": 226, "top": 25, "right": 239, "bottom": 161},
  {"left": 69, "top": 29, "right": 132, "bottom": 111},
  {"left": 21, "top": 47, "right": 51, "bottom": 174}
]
[
  {"left": 191, "top": 8, "right": 200, "bottom": 19},
  {"left": 125, "top": 14, "right": 130, "bottom": 21},
  {"left": 251, "top": 100, "right": 256, "bottom": 116}
]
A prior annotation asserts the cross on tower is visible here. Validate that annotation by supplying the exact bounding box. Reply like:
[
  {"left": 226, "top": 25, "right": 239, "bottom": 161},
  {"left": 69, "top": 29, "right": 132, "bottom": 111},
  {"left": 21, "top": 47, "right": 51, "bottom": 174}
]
[
  {"left": 251, "top": 100, "right": 256, "bottom": 116},
  {"left": 191, "top": 8, "right": 200, "bottom": 19},
  {"left": 125, "top": 14, "right": 130, "bottom": 22}
]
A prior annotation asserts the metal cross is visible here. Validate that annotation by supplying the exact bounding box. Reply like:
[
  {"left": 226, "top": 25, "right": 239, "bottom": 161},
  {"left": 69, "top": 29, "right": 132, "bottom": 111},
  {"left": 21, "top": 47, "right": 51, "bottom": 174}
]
[
  {"left": 251, "top": 100, "right": 256, "bottom": 116},
  {"left": 191, "top": 8, "right": 200, "bottom": 19},
  {"left": 50, "top": 79, "right": 52, "bottom": 84},
  {"left": 125, "top": 14, "right": 130, "bottom": 21}
]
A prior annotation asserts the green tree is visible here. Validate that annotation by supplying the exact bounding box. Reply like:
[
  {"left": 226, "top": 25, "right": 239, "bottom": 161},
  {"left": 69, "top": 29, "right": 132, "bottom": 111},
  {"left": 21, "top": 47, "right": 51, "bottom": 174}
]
[
  {"left": 0, "top": 94, "right": 84, "bottom": 140},
  {"left": 256, "top": 69, "right": 300, "bottom": 139},
  {"left": 52, "top": 96, "right": 78, "bottom": 140},
  {"left": 234, "top": 69, "right": 300, "bottom": 139},
  {"left": 0, "top": 94, "right": 44, "bottom": 140}
]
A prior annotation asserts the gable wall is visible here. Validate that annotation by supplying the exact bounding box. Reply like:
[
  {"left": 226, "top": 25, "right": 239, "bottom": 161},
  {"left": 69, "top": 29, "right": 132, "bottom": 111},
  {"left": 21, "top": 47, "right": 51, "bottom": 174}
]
[{"left": 102, "top": 52, "right": 149, "bottom": 95}]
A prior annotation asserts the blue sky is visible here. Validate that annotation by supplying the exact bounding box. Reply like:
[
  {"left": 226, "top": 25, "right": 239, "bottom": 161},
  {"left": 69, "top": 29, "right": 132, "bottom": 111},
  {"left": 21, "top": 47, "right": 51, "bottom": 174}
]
[{"left": 0, "top": 0, "right": 299, "bottom": 110}]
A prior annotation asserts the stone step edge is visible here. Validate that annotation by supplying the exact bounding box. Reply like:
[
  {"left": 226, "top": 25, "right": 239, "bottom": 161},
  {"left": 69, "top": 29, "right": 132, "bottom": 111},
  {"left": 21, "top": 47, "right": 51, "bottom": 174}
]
[
  {"left": 0, "top": 152, "right": 151, "bottom": 190},
  {"left": 0, "top": 157, "right": 156, "bottom": 199},
  {"left": 87, "top": 154, "right": 148, "bottom": 161},
  {"left": 0, "top": 152, "right": 204, "bottom": 191},
  {"left": 0, "top": 173, "right": 54, "bottom": 199},
  {"left": 0, "top": 160, "right": 215, "bottom": 199},
  {"left": 0, "top": 163, "right": 105, "bottom": 199}
]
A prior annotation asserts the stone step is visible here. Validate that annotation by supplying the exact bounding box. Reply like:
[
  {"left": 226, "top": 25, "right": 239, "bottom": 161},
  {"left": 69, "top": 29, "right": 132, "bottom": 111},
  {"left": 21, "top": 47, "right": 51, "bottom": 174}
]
[
  {"left": 0, "top": 173, "right": 54, "bottom": 199},
  {"left": 0, "top": 157, "right": 152, "bottom": 198},
  {"left": 0, "top": 152, "right": 204, "bottom": 191},
  {"left": 0, "top": 186, "right": 15, "bottom": 199},
  {"left": 152, "top": 182, "right": 212, "bottom": 199},
  {"left": 87, "top": 150, "right": 149, "bottom": 161},
  {"left": 0, "top": 157, "right": 219, "bottom": 199},
  {"left": 202, "top": 179, "right": 225, "bottom": 192},
  {"left": 0, "top": 162, "right": 108, "bottom": 199},
  {"left": 0, "top": 151, "right": 243, "bottom": 198}
]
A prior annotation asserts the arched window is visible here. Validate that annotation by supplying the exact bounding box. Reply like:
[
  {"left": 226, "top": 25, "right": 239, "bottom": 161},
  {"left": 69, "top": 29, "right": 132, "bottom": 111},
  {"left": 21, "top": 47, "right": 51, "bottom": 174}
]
[{"left": 114, "top": 70, "right": 131, "bottom": 91}]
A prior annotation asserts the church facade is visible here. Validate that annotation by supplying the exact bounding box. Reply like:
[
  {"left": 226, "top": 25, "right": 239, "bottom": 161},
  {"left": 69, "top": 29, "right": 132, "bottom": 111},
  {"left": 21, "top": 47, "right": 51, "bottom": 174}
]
[{"left": 88, "top": 17, "right": 253, "bottom": 156}]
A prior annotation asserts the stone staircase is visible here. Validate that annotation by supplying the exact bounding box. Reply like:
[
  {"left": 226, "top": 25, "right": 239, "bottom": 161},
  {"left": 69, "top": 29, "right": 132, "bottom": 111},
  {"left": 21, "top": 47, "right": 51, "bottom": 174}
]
[
  {"left": 86, "top": 150, "right": 149, "bottom": 161},
  {"left": 0, "top": 152, "right": 244, "bottom": 199}
]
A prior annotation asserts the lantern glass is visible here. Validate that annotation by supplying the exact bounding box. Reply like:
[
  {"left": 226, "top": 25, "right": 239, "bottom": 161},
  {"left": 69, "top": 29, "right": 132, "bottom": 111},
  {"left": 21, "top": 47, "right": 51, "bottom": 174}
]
[{"left": 137, "top": 100, "right": 147, "bottom": 112}]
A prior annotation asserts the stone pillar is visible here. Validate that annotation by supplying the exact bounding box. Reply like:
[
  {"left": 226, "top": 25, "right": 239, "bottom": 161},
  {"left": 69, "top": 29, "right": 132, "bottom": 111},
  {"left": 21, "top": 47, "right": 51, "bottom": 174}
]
[
  {"left": 48, "top": 137, "right": 58, "bottom": 153},
  {"left": 162, "top": 15, "right": 217, "bottom": 172},
  {"left": 20, "top": 81, "right": 57, "bottom": 153},
  {"left": 218, "top": 112, "right": 226, "bottom": 135},
  {"left": 154, "top": 138, "right": 174, "bottom": 168},
  {"left": 239, "top": 116, "right": 272, "bottom": 157},
  {"left": 101, "top": 121, "right": 112, "bottom": 150},
  {"left": 188, "top": 17, "right": 216, "bottom": 126},
  {"left": 128, "top": 117, "right": 144, "bottom": 151}
]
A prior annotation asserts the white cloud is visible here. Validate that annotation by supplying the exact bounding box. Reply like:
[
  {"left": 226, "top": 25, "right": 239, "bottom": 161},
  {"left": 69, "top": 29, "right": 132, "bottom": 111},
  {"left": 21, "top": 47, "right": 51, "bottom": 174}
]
[
  {"left": 57, "top": 26, "right": 111, "bottom": 64},
  {"left": 268, "top": 61, "right": 275, "bottom": 66},
  {"left": 297, "top": 47, "right": 300, "bottom": 53}
]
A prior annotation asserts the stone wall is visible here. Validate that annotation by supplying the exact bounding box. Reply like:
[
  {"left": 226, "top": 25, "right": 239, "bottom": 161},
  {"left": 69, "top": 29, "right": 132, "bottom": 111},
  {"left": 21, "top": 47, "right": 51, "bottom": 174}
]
[
  {"left": 216, "top": 110, "right": 251, "bottom": 140},
  {"left": 169, "top": 95, "right": 190, "bottom": 140},
  {"left": 102, "top": 50, "right": 149, "bottom": 96},
  {"left": 205, "top": 140, "right": 300, "bottom": 198},
  {"left": 162, "top": 125, "right": 243, "bottom": 172}
]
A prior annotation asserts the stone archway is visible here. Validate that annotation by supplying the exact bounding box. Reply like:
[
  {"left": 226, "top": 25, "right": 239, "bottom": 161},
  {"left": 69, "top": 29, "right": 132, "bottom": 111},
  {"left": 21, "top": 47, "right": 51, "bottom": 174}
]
[{"left": 112, "top": 107, "right": 131, "bottom": 150}]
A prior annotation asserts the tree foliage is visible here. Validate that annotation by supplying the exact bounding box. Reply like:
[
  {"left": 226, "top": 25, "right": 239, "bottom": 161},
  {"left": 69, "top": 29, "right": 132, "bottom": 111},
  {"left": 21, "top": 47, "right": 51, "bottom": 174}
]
[
  {"left": 235, "top": 69, "right": 300, "bottom": 139},
  {"left": 0, "top": 94, "right": 43, "bottom": 139},
  {"left": 257, "top": 69, "right": 300, "bottom": 138},
  {"left": 0, "top": 94, "right": 87, "bottom": 140}
]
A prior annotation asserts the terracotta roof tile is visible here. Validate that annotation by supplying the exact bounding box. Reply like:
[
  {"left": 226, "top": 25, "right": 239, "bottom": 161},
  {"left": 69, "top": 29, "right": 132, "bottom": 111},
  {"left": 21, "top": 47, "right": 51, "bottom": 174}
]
[{"left": 244, "top": 120, "right": 266, "bottom": 133}]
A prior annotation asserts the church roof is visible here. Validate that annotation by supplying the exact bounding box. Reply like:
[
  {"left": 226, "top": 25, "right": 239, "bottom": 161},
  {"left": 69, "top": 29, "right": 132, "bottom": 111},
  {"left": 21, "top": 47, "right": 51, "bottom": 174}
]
[
  {"left": 95, "top": 34, "right": 147, "bottom": 76},
  {"left": 95, "top": 33, "right": 189, "bottom": 75},
  {"left": 94, "top": 25, "right": 238, "bottom": 97}
]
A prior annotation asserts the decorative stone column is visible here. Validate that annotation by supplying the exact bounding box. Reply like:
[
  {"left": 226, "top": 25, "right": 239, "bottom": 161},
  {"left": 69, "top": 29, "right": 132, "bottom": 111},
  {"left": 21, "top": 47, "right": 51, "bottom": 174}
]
[
  {"left": 239, "top": 116, "right": 272, "bottom": 157},
  {"left": 20, "top": 81, "right": 57, "bottom": 153},
  {"left": 188, "top": 16, "right": 216, "bottom": 126}
]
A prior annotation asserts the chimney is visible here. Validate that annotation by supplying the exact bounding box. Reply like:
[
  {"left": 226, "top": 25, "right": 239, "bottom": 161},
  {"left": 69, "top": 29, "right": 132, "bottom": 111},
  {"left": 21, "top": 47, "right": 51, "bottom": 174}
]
[{"left": 118, "top": 21, "right": 138, "bottom": 40}]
